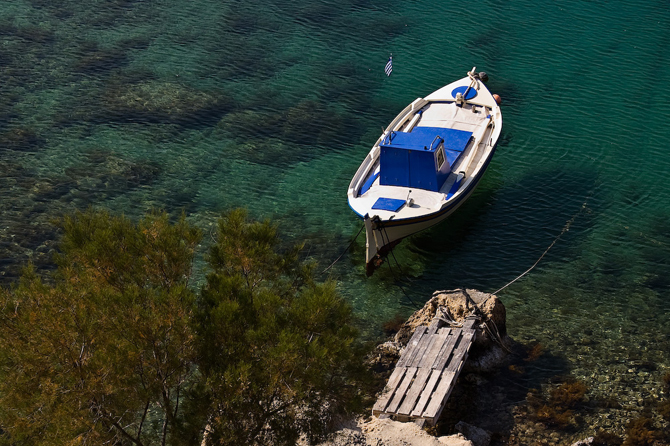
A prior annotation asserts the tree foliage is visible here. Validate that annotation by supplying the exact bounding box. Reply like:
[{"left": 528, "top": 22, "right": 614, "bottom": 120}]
[
  {"left": 0, "top": 209, "right": 201, "bottom": 446},
  {"left": 197, "top": 209, "right": 363, "bottom": 445},
  {"left": 0, "top": 208, "right": 365, "bottom": 446}
]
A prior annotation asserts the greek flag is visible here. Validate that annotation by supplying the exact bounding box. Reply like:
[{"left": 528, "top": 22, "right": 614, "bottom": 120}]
[{"left": 385, "top": 56, "right": 393, "bottom": 76}]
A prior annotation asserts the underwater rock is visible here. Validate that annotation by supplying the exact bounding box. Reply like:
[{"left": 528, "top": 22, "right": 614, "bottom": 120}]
[
  {"left": 282, "top": 100, "right": 325, "bottom": 143},
  {"left": 216, "top": 110, "right": 282, "bottom": 139},
  {"left": 0, "top": 160, "right": 35, "bottom": 190},
  {"left": 66, "top": 150, "right": 162, "bottom": 196},
  {"left": 74, "top": 42, "right": 128, "bottom": 74},
  {"left": 0, "top": 21, "right": 55, "bottom": 45},
  {"left": 282, "top": 99, "right": 357, "bottom": 146},
  {"left": 0, "top": 127, "right": 45, "bottom": 152},
  {"left": 103, "top": 81, "right": 234, "bottom": 126},
  {"left": 116, "top": 35, "right": 153, "bottom": 52}
]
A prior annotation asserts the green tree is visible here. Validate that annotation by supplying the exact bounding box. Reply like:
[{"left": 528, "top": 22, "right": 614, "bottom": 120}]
[
  {"left": 0, "top": 209, "right": 201, "bottom": 446},
  {"left": 196, "top": 208, "right": 364, "bottom": 446},
  {"left": 0, "top": 208, "right": 365, "bottom": 446}
]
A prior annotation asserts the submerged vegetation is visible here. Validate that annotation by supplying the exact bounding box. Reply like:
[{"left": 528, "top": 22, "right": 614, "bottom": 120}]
[
  {"left": 622, "top": 418, "right": 662, "bottom": 446},
  {"left": 527, "top": 379, "right": 588, "bottom": 429},
  {"left": 0, "top": 208, "right": 366, "bottom": 446}
]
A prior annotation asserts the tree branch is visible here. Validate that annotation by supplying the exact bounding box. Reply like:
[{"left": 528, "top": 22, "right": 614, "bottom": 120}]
[{"left": 137, "top": 400, "right": 150, "bottom": 442}]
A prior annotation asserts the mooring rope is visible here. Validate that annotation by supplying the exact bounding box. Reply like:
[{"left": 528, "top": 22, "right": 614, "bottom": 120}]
[
  {"left": 320, "top": 223, "right": 365, "bottom": 275},
  {"left": 380, "top": 225, "right": 422, "bottom": 310},
  {"left": 491, "top": 199, "right": 589, "bottom": 295},
  {"left": 385, "top": 256, "right": 422, "bottom": 310}
]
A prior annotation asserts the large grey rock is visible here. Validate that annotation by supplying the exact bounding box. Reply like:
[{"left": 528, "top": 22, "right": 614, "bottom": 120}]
[
  {"left": 455, "top": 422, "right": 491, "bottom": 446},
  {"left": 394, "top": 289, "right": 506, "bottom": 345}
]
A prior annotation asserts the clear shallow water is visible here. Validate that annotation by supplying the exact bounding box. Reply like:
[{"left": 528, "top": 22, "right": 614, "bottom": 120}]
[{"left": 1, "top": 0, "right": 669, "bottom": 441}]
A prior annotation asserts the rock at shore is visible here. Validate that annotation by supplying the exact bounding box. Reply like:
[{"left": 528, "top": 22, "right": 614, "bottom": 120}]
[
  {"left": 395, "top": 289, "right": 506, "bottom": 344},
  {"left": 375, "top": 288, "right": 511, "bottom": 375},
  {"left": 327, "top": 289, "right": 510, "bottom": 446}
]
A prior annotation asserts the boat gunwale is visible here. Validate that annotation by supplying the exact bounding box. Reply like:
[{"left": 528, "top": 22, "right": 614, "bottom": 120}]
[
  {"left": 347, "top": 105, "right": 501, "bottom": 221},
  {"left": 347, "top": 137, "right": 499, "bottom": 227}
]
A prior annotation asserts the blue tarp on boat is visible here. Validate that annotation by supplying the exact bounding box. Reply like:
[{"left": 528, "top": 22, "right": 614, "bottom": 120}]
[
  {"left": 371, "top": 197, "right": 406, "bottom": 212},
  {"left": 379, "top": 126, "right": 472, "bottom": 192}
]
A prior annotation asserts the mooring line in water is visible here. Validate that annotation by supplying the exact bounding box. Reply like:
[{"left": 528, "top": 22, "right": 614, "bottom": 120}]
[
  {"left": 320, "top": 223, "right": 365, "bottom": 275},
  {"left": 385, "top": 258, "right": 422, "bottom": 311},
  {"left": 381, "top": 226, "right": 422, "bottom": 310},
  {"left": 492, "top": 199, "right": 590, "bottom": 296}
]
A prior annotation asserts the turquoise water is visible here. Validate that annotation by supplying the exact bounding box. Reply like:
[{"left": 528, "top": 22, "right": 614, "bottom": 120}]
[{"left": 1, "top": 0, "right": 669, "bottom": 441}]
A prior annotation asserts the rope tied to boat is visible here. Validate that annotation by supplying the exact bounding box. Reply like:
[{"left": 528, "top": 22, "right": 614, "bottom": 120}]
[{"left": 375, "top": 223, "right": 423, "bottom": 310}]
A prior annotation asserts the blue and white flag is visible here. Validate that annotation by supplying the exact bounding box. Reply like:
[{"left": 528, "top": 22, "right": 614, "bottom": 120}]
[{"left": 385, "top": 56, "right": 393, "bottom": 76}]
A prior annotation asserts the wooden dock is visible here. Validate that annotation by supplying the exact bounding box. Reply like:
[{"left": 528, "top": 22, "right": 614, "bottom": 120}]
[{"left": 372, "top": 315, "right": 478, "bottom": 425}]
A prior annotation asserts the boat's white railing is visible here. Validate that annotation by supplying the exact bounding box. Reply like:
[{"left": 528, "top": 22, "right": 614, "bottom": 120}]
[
  {"left": 404, "top": 112, "right": 423, "bottom": 133},
  {"left": 456, "top": 115, "right": 493, "bottom": 180},
  {"left": 349, "top": 154, "right": 374, "bottom": 198},
  {"left": 387, "top": 98, "right": 427, "bottom": 133}
]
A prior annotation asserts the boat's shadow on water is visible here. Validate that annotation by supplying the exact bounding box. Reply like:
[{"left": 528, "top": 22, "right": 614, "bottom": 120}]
[{"left": 403, "top": 166, "right": 600, "bottom": 294}]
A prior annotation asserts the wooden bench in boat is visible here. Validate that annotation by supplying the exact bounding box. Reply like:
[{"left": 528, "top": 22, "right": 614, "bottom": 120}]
[{"left": 372, "top": 315, "right": 478, "bottom": 426}]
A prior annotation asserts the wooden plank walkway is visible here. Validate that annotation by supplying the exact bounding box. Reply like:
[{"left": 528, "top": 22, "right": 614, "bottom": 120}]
[{"left": 372, "top": 315, "right": 478, "bottom": 425}]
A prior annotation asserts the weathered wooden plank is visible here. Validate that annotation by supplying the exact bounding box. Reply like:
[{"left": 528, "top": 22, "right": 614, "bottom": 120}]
[
  {"left": 462, "top": 318, "right": 478, "bottom": 330},
  {"left": 437, "top": 327, "right": 449, "bottom": 335},
  {"left": 422, "top": 371, "right": 457, "bottom": 421},
  {"left": 431, "top": 330, "right": 461, "bottom": 370},
  {"left": 373, "top": 317, "right": 479, "bottom": 423},
  {"left": 404, "top": 332, "right": 432, "bottom": 369},
  {"left": 428, "top": 317, "right": 443, "bottom": 331},
  {"left": 397, "top": 367, "right": 432, "bottom": 415},
  {"left": 404, "top": 323, "right": 441, "bottom": 368},
  {"left": 446, "top": 331, "right": 475, "bottom": 372},
  {"left": 411, "top": 369, "right": 441, "bottom": 417},
  {"left": 386, "top": 367, "right": 418, "bottom": 413},
  {"left": 396, "top": 327, "right": 426, "bottom": 368},
  {"left": 408, "top": 331, "right": 438, "bottom": 368},
  {"left": 372, "top": 367, "right": 407, "bottom": 414},
  {"left": 418, "top": 332, "right": 449, "bottom": 369}
]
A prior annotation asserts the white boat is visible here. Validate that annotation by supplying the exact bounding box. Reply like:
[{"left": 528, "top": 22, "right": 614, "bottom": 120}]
[{"left": 347, "top": 67, "right": 503, "bottom": 275}]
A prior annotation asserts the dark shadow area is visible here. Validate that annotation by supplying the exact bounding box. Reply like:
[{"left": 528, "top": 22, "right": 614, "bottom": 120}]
[
  {"left": 436, "top": 339, "right": 573, "bottom": 444},
  {"left": 405, "top": 166, "right": 600, "bottom": 294}
]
